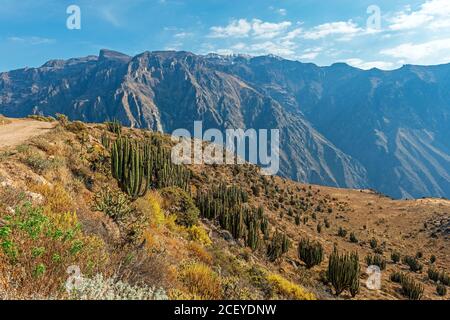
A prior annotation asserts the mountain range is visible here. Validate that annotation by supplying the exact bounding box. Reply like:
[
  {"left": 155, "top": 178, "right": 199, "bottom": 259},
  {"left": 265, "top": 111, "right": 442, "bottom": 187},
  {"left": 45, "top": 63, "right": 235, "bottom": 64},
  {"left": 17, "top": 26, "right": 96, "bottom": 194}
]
[{"left": 0, "top": 49, "right": 449, "bottom": 199}]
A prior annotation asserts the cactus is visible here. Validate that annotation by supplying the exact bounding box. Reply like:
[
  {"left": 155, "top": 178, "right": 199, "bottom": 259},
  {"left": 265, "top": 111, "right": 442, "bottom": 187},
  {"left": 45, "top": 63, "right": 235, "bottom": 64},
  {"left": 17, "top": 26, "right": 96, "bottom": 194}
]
[
  {"left": 327, "top": 247, "right": 360, "bottom": 296},
  {"left": 106, "top": 119, "right": 122, "bottom": 135},
  {"left": 267, "top": 231, "right": 290, "bottom": 262},
  {"left": 400, "top": 276, "right": 424, "bottom": 300},
  {"left": 402, "top": 255, "right": 423, "bottom": 272},
  {"left": 390, "top": 271, "right": 405, "bottom": 283},
  {"left": 365, "top": 254, "right": 386, "bottom": 270},
  {"left": 297, "top": 238, "right": 323, "bottom": 269},
  {"left": 391, "top": 251, "right": 401, "bottom": 264},
  {"left": 436, "top": 284, "right": 447, "bottom": 297}
]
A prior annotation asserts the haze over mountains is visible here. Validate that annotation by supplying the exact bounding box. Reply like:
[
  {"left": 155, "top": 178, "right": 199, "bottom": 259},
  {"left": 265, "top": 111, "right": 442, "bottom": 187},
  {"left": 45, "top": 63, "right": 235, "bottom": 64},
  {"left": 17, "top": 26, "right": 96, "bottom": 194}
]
[{"left": 0, "top": 49, "right": 449, "bottom": 199}]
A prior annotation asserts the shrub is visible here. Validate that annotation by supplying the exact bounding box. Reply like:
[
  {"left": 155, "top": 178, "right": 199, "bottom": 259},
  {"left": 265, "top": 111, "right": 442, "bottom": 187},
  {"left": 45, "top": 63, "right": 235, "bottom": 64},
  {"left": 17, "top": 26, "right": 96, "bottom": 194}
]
[
  {"left": 297, "top": 238, "right": 323, "bottom": 269},
  {"left": 324, "top": 218, "right": 330, "bottom": 228},
  {"left": 65, "top": 121, "right": 87, "bottom": 134},
  {"left": 390, "top": 271, "right": 405, "bottom": 283},
  {"left": 327, "top": 247, "right": 360, "bottom": 297},
  {"left": 186, "top": 225, "right": 212, "bottom": 246},
  {"left": 178, "top": 262, "right": 222, "bottom": 300},
  {"left": 400, "top": 276, "right": 424, "bottom": 300},
  {"left": 337, "top": 227, "right": 347, "bottom": 237},
  {"left": 365, "top": 254, "right": 386, "bottom": 270},
  {"left": 92, "top": 187, "right": 132, "bottom": 222},
  {"left": 55, "top": 113, "right": 69, "bottom": 126},
  {"left": 70, "top": 274, "right": 168, "bottom": 300},
  {"left": 415, "top": 251, "right": 423, "bottom": 259},
  {"left": 391, "top": 251, "right": 401, "bottom": 264},
  {"left": 21, "top": 149, "right": 63, "bottom": 174},
  {"left": 402, "top": 256, "right": 423, "bottom": 272},
  {"left": 349, "top": 232, "right": 358, "bottom": 243},
  {"left": 436, "top": 284, "right": 447, "bottom": 297},
  {"left": 0, "top": 203, "right": 108, "bottom": 297},
  {"left": 160, "top": 187, "right": 199, "bottom": 227},
  {"left": 266, "top": 273, "right": 315, "bottom": 300}
]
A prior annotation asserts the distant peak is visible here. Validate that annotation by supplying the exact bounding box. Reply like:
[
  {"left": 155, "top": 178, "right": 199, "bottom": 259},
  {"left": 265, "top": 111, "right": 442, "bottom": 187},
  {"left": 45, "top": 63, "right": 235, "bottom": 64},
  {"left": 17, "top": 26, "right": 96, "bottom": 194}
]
[{"left": 99, "top": 49, "right": 131, "bottom": 63}]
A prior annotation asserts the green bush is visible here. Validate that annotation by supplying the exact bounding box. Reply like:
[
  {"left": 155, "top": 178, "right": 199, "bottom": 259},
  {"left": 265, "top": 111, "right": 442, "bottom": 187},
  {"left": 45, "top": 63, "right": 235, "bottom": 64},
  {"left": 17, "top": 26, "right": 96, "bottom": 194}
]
[
  {"left": 297, "top": 238, "right": 323, "bottom": 269},
  {"left": 92, "top": 187, "right": 132, "bottom": 222},
  {"left": 160, "top": 187, "right": 199, "bottom": 227}
]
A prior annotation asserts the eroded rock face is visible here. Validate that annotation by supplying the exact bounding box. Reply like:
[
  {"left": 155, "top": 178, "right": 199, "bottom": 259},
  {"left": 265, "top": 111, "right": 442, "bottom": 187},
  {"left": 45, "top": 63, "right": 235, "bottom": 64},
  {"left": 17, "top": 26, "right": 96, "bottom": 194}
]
[{"left": 1, "top": 50, "right": 450, "bottom": 199}]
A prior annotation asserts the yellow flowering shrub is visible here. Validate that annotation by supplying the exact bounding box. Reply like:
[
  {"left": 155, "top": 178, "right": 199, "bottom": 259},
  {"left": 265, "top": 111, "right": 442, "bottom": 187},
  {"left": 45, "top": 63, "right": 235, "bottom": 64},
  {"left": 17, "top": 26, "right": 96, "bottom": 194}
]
[{"left": 266, "top": 273, "right": 316, "bottom": 300}]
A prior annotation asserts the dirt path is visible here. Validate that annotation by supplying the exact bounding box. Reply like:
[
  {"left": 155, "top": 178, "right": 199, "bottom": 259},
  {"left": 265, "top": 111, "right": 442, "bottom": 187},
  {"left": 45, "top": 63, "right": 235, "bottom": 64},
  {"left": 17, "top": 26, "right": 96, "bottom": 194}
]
[{"left": 0, "top": 118, "right": 55, "bottom": 148}]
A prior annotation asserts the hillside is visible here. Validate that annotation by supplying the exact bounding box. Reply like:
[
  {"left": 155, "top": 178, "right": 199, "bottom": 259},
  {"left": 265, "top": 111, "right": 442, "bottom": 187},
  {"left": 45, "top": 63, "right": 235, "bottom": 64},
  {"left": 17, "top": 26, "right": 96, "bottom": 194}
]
[
  {"left": 1, "top": 50, "right": 449, "bottom": 199},
  {"left": 0, "top": 117, "right": 448, "bottom": 300}
]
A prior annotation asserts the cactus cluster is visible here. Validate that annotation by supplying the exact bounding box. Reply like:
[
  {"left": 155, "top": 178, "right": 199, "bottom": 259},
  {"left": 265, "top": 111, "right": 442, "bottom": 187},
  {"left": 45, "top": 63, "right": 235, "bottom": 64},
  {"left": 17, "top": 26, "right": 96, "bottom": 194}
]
[
  {"left": 196, "top": 184, "right": 267, "bottom": 251},
  {"left": 327, "top": 247, "right": 360, "bottom": 297},
  {"left": 400, "top": 276, "right": 424, "bottom": 300},
  {"left": 111, "top": 135, "right": 190, "bottom": 199},
  {"left": 297, "top": 238, "right": 323, "bottom": 269},
  {"left": 267, "top": 230, "right": 290, "bottom": 262},
  {"left": 365, "top": 254, "right": 386, "bottom": 270},
  {"left": 402, "top": 255, "right": 423, "bottom": 272},
  {"left": 106, "top": 119, "right": 122, "bottom": 135}
]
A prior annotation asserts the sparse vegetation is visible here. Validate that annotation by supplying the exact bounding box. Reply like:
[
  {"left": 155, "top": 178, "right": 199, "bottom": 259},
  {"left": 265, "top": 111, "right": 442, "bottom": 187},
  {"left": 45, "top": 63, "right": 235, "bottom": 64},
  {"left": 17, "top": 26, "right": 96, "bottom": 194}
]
[
  {"left": 436, "top": 284, "right": 447, "bottom": 297},
  {"left": 402, "top": 255, "right": 423, "bottom": 272},
  {"left": 400, "top": 276, "right": 424, "bottom": 300},
  {"left": 327, "top": 247, "right": 360, "bottom": 297},
  {"left": 391, "top": 251, "right": 401, "bottom": 264},
  {"left": 365, "top": 254, "right": 386, "bottom": 270},
  {"left": 297, "top": 238, "right": 323, "bottom": 269}
]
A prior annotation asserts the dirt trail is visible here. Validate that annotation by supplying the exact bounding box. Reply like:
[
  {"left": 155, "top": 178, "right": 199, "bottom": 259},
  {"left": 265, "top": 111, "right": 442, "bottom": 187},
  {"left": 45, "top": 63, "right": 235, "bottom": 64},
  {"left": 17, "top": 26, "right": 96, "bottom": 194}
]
[{"left": 0, "top": 118, "right": 55, "bottom": 148}]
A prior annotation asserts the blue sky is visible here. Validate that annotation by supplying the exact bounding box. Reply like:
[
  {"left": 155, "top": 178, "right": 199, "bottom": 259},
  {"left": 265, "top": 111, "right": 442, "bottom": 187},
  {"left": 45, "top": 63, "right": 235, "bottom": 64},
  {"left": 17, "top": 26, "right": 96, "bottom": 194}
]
[{"left": 1, "top": 0, "right": 450, "bottom": 71}]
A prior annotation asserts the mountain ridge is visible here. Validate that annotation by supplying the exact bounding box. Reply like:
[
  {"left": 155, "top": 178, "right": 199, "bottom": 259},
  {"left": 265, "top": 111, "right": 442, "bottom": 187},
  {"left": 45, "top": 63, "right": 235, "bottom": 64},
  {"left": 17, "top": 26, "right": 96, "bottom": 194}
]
[{"left": 1, "top": 49, "right": 449, "bottom": 199}]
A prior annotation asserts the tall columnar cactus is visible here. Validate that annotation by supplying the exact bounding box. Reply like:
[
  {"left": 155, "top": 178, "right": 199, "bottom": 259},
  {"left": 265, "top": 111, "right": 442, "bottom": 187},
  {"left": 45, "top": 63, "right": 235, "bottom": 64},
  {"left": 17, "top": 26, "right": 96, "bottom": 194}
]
[
  {"left": 111, "top": 137, "right": 150, "bottom": 199},
  {"left": 327, "top": 246, "right": 360, "bottom": 297},
  {"left": 245, "top": 212, "right": 260, "bottom": 251},
  {"left": 267, "top": 230, "right": 290, "bottom": 262},
  {"left": 298, "top": 238, "right": 324, "bottom": 269}
]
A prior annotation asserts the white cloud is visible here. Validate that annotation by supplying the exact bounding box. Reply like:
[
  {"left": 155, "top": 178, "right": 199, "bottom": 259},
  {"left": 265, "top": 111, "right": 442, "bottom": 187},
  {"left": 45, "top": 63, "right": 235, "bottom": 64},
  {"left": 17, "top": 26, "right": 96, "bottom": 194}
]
[
  {"left": 8, "top": 36, "right": 55, "bottom": 45},
  {"left": 380, "top": 38, "right": 450, "bottom": 64},
  {"left": 346, "top": 58, "right": 395, "bottom": 70},
  {"left": 209, "top": 19, "right": 291, "bottom": 39},
  {"left": 278, "top": 9, "right": 287, "bottom": 16},
  {"left": 252, "top": 19, "right": 291, "bottom": 39},
  {"left": 302, "top": 20, "right": 363, "bottom": 40},
  {"left": 298, "top": 47, "right": 323, "bottom": 60},
  {"left": 174, "top": 32, "right": 194, "bottom": 39},
  {"left": 389, "top": 0, "right": 450, "bottom": 31},
  {"left": 282, "top": 28, "right": 303, "bottom": 40},
  {"left": 209, "top": 19, "right": 252, "bottom": 38}
]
